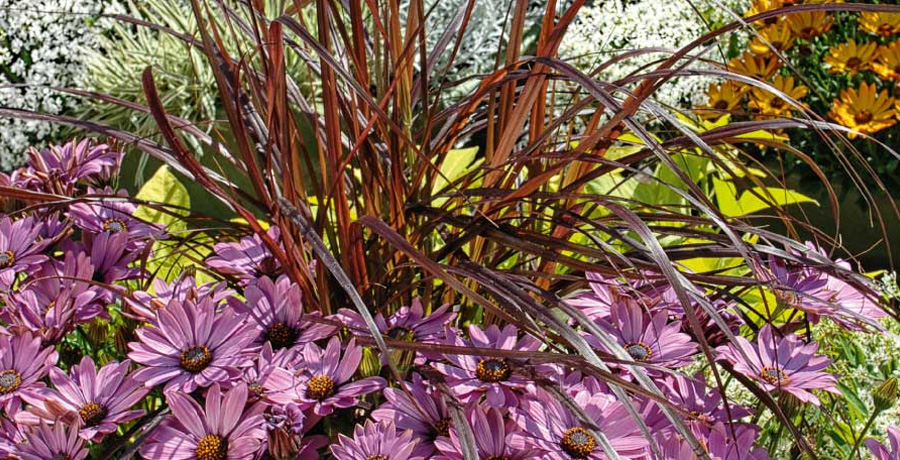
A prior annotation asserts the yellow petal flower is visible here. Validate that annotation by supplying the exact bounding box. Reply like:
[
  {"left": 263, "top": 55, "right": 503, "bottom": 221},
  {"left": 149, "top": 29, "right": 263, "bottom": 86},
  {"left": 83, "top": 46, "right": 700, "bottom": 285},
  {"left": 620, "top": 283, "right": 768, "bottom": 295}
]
[
  {"left": 728, "top": 51, "right": 781, "bottom": 81},
  {"left": 824, "top": 40, "right": 878, "bottom": 76},
  {"left": 748, "top": 75, "right": 808, "bottom": 118},
  {"left": 787, "top": 11, "right": 834, "bottom": 39},
  {"left": 749, "top": 23, "right": 796, "bottom": 56},
  {"left": 828, "top": 82, "right": 896, "bottom": 138},
  {"left": 859, "top": 12, "right": 900, "bottom": 37},
  {"left": 696, "top": 81, "right": 746, "bottom": 120},
  {"left": 873, "top": 41, "right": 900, "bottom": 82},
  {"left": 746, "top": 0, "right": 785, "bottom": 28}
]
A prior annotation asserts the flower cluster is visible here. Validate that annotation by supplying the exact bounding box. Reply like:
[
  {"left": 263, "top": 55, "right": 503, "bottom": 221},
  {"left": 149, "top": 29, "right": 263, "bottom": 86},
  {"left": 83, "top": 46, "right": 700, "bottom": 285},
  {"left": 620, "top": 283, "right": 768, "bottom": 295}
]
[{"left": 0, "top": 137, "right": 884, "bottom": 460}]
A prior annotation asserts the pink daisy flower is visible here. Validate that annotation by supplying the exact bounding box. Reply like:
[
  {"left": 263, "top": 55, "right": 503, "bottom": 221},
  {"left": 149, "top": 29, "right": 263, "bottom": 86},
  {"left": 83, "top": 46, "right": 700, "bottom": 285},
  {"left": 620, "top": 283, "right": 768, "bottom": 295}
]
[
  {"left": 0, "top": 216, "right": 49, "bottom": 289},
  {"left": 0, "top": 333, "right": 58, "bottom": 414},
  {"left": 867, "top": 426, "right": 900, "bottom": 460},
  {"left": 331, "top": 420, "right": 422, "bottom": 460},
  {"left": 18, "top": 422, "right": 88, "bottom": 460},
  {"left": 586, "top": 302, "right": 697, "bottom": 369}
]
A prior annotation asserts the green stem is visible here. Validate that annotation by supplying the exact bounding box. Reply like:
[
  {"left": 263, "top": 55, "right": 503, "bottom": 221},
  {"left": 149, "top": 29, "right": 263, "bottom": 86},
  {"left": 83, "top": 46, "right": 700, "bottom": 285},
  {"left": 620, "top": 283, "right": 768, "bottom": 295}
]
[{"left": 848, "top": 408, "right": 881, "bottom": 460}]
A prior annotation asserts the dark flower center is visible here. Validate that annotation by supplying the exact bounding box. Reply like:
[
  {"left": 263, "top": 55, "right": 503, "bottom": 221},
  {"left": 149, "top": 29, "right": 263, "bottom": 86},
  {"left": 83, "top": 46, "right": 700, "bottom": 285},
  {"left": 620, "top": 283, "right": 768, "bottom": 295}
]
[
  {"left": 102, "top": 218, "right": 128, "bottom": 234},
  {"left": 770, "top": 98, "right": 786, "bottom": 109},
  {"left": 760, "top": 366, "right": 791, "bottom": 386},
  {"left": 306, "top": 374, "right": 336, "bottom": 401},
  {"left": 800, "top": 27, "right": 816, "bottom": 39},
  {"left": 180, "top": 345, "right": 213, "bottom": 373},
  {"left": 713, "top": 100, "right": 730, "bottom": 110},
  {"left": 0, "top": 370, "right": 21, "bottom": 394},
  {"left": 854, "top": 111, "right": 874, "bottom": 124},
  {"left": 764, "top": 16, "right": 778, "bottom": 26},
  {"left": 78, "top": 402, "right": 108, "bottom": 426},
  {"left": 879, "top": 24, "right": 894, "bottom": 36},
  {"left": 484, "top": 457, "right": 511, "bottom": 460},
  {"left": 432, "top": 418, "right": 452, "bottom": 438},
  {"left": 248, "top": 382, "right": 265, "bottom": 398},
  {"left": 476, "top": 358, "right": 511, "bottom": 383},
  {"left": 0, "top": 250, "right": 14, "bottom": 269},
  {"left": 386, "top": 326, "right": 415, "bottom": 341},
  {"left": 846, "top": 57, "right": 862, "bottom": 70},
  {"left": 264, "top": 322, "right": 298, "bottom": 350},
  {"left": 366, "top": 456, "right": 389, "bottom": 460},
  {"left": 624, "top": 342, "right": 653, "bottom": 362},
  {"left": 560, "top": 427, "right": 596, "bottom": 459},
  {"left": 196, "top": 435, "right": 228, "bottom": 460},
  {"left": 893, "top": 65, "right": 900, "bottom": 76},
  {"left": 258, "top": 256, "right": 281, "bottom": 277},
  {"left": 51, "top": 454, "right": 70, "bottom": 460}
]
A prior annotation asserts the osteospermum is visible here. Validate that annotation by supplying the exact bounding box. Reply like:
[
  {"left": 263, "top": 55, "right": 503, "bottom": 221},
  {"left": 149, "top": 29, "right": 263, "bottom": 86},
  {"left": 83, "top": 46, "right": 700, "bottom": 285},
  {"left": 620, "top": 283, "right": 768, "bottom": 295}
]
[
  {"left": 17, "top": 139, "right": 121, "bottom": 195},
  {"left": 826, "top": 40, "right": 878, "bottom": 76},
  {"left": 141, "top": 384, "right": 265, "bottom": 460},
  {"left": 0, "top": 333, "right": 58, "bottom": 414},
  {"left": 0, "top": 216, "right": 49, "bottom": 288},
  {"left": 587, "top": 302, "right": 697, "bottom": 369},
  {"left": 17, "top": 357, "right": 147, "bottom": 442},
  {"left": 331, "top": 420, "right": 421, "bottom": 460},
  {"left": 867, "top": 426, "right": 900, "bottom": 460},
  {"left": 828, "top": 83, "right": 897, "bottom": 138},
  {"left": 859, "top": 12, "right": 900, "bottom": 37},
  {"left": 68, "top": 188, "right": 163, "bottom": 247},
  {"left": 18, "top": 422, "right": 88, "bottom": 460},
  {"left": 270, "top": 337, "right": 386, "bottom": 416},
  {"left": 338, "top": 298, "right": 456, "bottom": 343},
  {"left": 511, "top": 387, "right": 647, "bottom": 460},
  {"left": 206, "top": 226, "right": 284, "bottom": 283},
  {"left": 728, "top": 51, "right": 780, "bottom": 81},
  {"left": 435, "top": 405, "right": 533, "bottom": 460},
  {"left": 432, "top": 324, "right": 539, "bottom": 408},
  {"left": 128, "top": 297, "right": 256, "bottom": 392},
  {"left": 716, "top": 325, "right": 839, "bottom": 405},
  {"left": 696, "top": 81, "right": 745, "bottom": 120},
  {"left": 371, "top": 373, "right": 453, "bottom": 451},
  {"left": 124, "top": 275, "right": 232, "bottom": 322},
  {"left": 748, "top": 23, "right": 794, "bottom": 56},
  {"left": 228, "top": 275, "right": 335, "bottom": 351}
]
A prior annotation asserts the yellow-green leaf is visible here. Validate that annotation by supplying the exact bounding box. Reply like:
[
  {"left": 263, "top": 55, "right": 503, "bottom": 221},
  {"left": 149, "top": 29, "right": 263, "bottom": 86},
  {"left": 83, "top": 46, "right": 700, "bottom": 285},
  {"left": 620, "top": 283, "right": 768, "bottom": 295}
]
[{"left": 134, "top": 165, "right": 190, "bottom": 232}]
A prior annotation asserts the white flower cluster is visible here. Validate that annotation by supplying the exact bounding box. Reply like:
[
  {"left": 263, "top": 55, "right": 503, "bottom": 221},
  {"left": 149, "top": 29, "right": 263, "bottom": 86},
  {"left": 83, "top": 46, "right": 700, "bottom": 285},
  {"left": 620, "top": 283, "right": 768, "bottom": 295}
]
[
  {"left": 0, "top": 0, "right": 116, "bottom": 170},
  {"left": 560, "top": 0, "right": 748, "bottom": 112}
]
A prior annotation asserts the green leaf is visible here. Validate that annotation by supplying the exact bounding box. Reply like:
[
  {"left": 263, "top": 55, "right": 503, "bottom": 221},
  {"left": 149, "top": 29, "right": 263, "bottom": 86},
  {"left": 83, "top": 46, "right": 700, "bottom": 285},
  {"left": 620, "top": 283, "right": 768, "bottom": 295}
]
[
  {"left": 713, "top": 179, "right": 818, "bottom": 217},
  {"left": 432, "top": 146, "right": 483, "bottom": 207},
  {"left": 133, "top": 165, "right": 190, "bottom": 231}
]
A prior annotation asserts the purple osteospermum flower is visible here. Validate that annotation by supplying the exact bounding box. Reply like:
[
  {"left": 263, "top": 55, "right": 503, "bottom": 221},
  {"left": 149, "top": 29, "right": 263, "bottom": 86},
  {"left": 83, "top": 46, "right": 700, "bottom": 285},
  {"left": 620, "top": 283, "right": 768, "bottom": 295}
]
[
  {"left": 124, "top": 275, "right": 232, "bottom": 323},
  {"left": 68, "top": 187, "right": 162, "bottom": 247},
  {"left": 0, "top": 333, "right": 58, "bottom": 414},
  {"left": 240, "top": 343, "right": 297, "bottom": 403},
  {"left": 141, "top": 383, "right": 265, "bottom": 460},
  {"left": 79, "top": 231, "right": 141, "bottom": 290},
  {"left": 705, "top": 422, "right": 772, "bottom": 460},
  {"left": 432, "top": 324, "right": 539, "bottom": 408},
  {"left": 435, "top": 405, "right": 533, "bottom": 460},
  {"left": 227, "top": 275, "right": 335, "bottom": 351},
  {"left": 587, "top": 302, "right": 697, "bottom": 369},
  {"left": 661, "top": 373, "right": 750, "bottom": 432},
  {"left": 0, "top": 416, "right": 24, "bottom": 458},
  {"left": 331, "top": 420, "right": 421, "bottom": 460},
  {"left": 0, "top": 216, "right": 49, "bottom": 289},
  {"left": 371, "top": 373, "right": 452, "bottom": 450},
  {"left": 128, "top": 297, "right": 256, "bottom": 393},
  {"left": 511, "top": 387, "right": 648, "bottom": 460},
  {"left": 716, "top": 325, "right": 839, "bottom": 405},
  {"left": 867, "top": 426, "right": 900, "bottom": 460},
  {"left": 338, "top": 298, "right": 456, "bottom": 343},
  {"left": 18, "top": 422, "right": 88, "bottom": 460},
  {"left": 765, "top": 253, "right": 832, "bottom": 319},
  {"left": 822, "top": 264, "right": 887, "bottom": 330},
  {"left": 4, "top": 252, "right": 103, "bottom": 345},
  {"left": 270, "top": 337, "right": 386, "bottom": 416},
  {"left": 206, "top": 226, "right": 284, "bottom": 283},
  {"left": 18, "top": 138, "right": 120, "bottom": 194},
  {"left": 17, "top": 357, "right": 147, "bottom": 442}
]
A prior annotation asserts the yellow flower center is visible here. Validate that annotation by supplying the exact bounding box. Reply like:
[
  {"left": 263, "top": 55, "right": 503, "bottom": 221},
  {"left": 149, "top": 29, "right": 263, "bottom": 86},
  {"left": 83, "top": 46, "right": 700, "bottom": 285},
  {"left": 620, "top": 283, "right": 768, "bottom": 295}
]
[
  {"left": 366, "top": 456, "right": 389, "bottom": 460},
  {"left": 624, "top": 341, "right": 653, "bottom": 362},
  {"left": 560, "top": 427, "right": 596, "bottom": 459},
  {"left": 102, "top": 218, "right": 128, "bottom": 234},
  {"left": 306, "top": 374, "right": 336, "bottom": 401},
  {"left": 476, "top": 358, "right": 511, "bottom": 383},
  {"left": 78, "top": 402, "right": 108, "bottom": 426},
  {"left": 196, "top": 435, "right": 228, "bottom": 460},
  {"left": 179, "top": 345, "right": 213, "bottom": 373},
  {"left": 0, "top": 370, "right": 21, "bottom": 394},
  {"left": 760, "top": 366, "right": 791, "bottom": 386},
  {"left": 0, "top": 250, "right": 14, "bottom": 269}
]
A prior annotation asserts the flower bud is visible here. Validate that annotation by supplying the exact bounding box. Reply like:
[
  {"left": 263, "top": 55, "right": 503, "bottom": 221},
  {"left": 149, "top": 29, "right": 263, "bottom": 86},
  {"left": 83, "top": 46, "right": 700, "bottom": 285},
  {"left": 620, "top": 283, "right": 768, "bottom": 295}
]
[
  {"left": 874, "top": 377, "right": 898, "bottom": 412},
  {"left": 358, "top": 346, "right": 383, "bottom": 378},
  {"left": 778, "top": 392, "right": 803, "bottom": 418}
]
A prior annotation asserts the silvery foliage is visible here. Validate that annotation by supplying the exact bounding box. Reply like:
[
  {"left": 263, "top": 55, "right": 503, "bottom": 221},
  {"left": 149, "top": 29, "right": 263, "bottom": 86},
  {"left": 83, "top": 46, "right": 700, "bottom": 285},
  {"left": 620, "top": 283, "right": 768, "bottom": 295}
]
[
  {"left": 400, "top": 0, "right": 554, "bottom": 99},
  {"left": 560, "top": 0, "right": 749, "bottom": 113},
  {"left": 0, "top": 0, "right": 119, "bottom": 170}
]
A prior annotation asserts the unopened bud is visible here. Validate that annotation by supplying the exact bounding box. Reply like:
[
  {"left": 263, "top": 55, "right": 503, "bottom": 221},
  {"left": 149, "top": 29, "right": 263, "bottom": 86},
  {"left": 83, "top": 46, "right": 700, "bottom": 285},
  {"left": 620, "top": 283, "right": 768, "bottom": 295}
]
[
  {"left": 778, "top": 392, "right": 803, "bottom": 418},
  {"left": 358, "top": 346, "right": 383, "bottom": 378},
  {"left": 874, "top": 377, "right": 898, "bottom": 412}
]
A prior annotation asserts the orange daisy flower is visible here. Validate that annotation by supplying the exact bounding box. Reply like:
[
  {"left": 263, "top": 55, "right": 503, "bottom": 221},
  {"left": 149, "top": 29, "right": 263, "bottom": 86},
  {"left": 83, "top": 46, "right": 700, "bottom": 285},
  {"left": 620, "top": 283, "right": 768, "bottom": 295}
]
[
  {"left": 825, "top": 40, "right": 878, "bottom": 76},
  {"left": 788, "top": 11, "right": 834, "bottom": 39},
  {"left": 728, "top": 51, "right": 781, "bottom": 81},
  {"left": 749, "top": 23, "right": 795, "bottom": 56},
  {"left": 696, "top": 81, "right": 746, "bottom": 120},
  {"left": 859, "top": 12, "right": 900, "bottom": 37},
  {"left": 828, "top": 82, "right": 896, "bottom": 138},
  {"left": 745, "top": 0, "right": 785, "bottom": 28},
  {"left": 748, "top": 75, "right": 808, "bottom": 117},
  {"left": 874, "top": 41, "right": 900, "bottom": 82}
]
